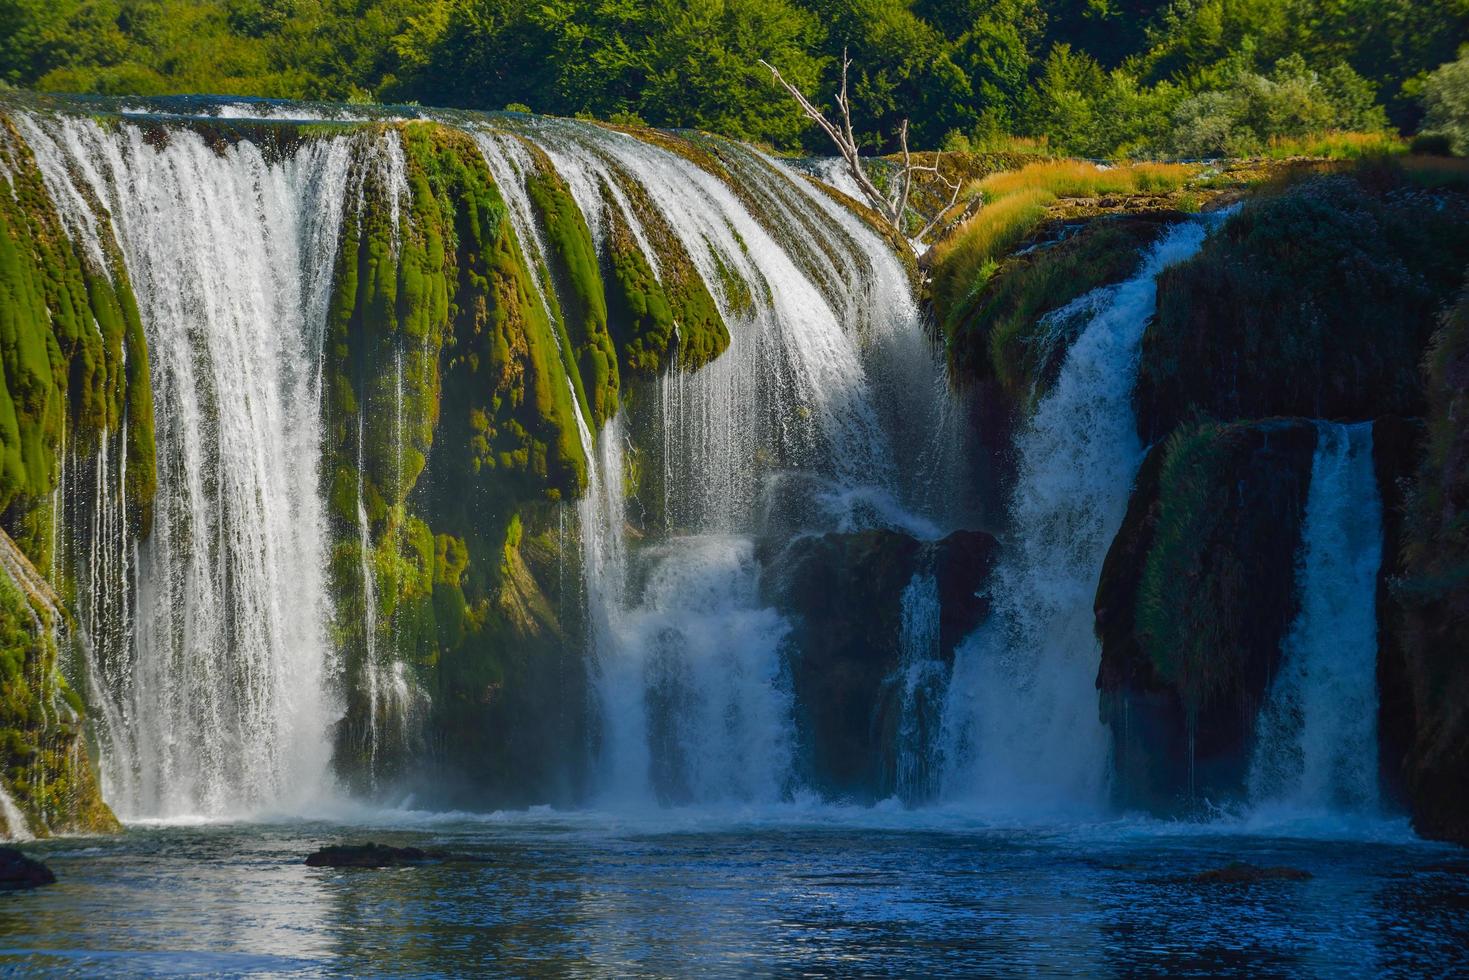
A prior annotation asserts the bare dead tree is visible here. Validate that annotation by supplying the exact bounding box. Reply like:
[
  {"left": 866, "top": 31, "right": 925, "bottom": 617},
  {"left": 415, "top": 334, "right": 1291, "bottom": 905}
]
[{"left": 760, "top": 49, "right": 964, "bottom": 249}]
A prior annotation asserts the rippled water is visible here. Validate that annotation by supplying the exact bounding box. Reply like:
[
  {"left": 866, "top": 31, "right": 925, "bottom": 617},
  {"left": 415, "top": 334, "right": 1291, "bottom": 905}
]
[{"left": 3, "top": 809, "right": 1467, "bottom": 977}]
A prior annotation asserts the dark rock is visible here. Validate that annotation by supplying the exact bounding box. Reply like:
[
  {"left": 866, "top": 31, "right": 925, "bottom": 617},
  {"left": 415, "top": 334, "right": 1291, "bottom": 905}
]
[
  {"left": 1135, "top": 173, "right": 1469, "bottom": 446},
  {"left": 762, "top": 526, "right": 998, "bottom": 801},
  {"left": 1371, "top": 416, "right": 1424, "bottom": 810},
  {"left": 1393, "top": 289, "right": 1469, "bottom": 845},
  {"left": 0, "top": 847, "right": 56, "bottom": 890},
  {"left": 1191, "top": 862, "right": 1312, "bottom": 885},
  {"left": 1095, "top": 418, "right": 1319, "bottom": 813},
  {"left": 304, "top": 842, "right": 452, "bottom": 868}
]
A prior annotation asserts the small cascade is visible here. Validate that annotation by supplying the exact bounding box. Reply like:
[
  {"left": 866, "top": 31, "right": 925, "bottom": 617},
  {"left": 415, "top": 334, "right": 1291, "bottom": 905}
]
[
  {"left": 937, "top": 220, "right": 1209, "bottom": 812},
  {"left": 0, "top": 783, "right": 33, "bottom": 842},
  {"left": 1248, "top": 422, "right": 1384, "bottom": 813},
  {"left": 19, "top": 114, "right": 352, "bottom": 818},
  {"left": 509, "top": 120, "right": 957, "bottom": 805},
  {"left": 355, "top": 411, "right": 382, "bottom": 779},
  {"left": 892, "top": 571, "right": 945, "bottom": 804}
]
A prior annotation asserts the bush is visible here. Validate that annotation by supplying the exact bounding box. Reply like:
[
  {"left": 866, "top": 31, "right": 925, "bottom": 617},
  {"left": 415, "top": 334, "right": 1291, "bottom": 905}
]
[
  {"left": 1412, "top": 132, "right": 1456, "bottom": 156},
  {"left": 1170, "top": 56, "right": 1389, "bottom": 158},
  {"left": 1420, "top": 52, "right": 1469, "bottom": 156}
]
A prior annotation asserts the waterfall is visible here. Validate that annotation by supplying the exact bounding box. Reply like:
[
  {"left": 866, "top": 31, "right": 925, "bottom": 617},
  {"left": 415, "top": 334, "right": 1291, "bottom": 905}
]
[
  {"left": 937, "top": 220, "right": 1209, "bottom": 812},
  {"left": 1248, "top": 422, "right": 1384, "bottom": 813},
  {"left": 479, "top": 119, "right": 960, "bottom": 805},
  {"left": 19, "top": 115, "right": 352, "bottom": 818},
  {"left": 8, "top": 98, "right": 968, "bottom": 815},
  {"left": 893, "top": 572, "right": 944, "bottom": 804}
]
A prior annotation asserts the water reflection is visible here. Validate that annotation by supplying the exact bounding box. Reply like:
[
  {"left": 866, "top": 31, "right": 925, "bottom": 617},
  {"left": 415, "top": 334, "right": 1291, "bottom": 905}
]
[{"left": 1, "top": 816, "right": 1466, "bottom": 977}]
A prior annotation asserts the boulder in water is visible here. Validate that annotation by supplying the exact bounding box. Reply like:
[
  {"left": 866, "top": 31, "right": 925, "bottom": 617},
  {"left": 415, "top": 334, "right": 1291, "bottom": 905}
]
[
  {"left": 0, "top": 847, "right": 56, "bottom": 890},
  {"left": 1192, "top": 862, "right": 1312, "bottom": 884},
  {"left": 1095, "top": 418, "right": 1319, "bottom": 813},
  {"left": 304, "top": 843, "right": 451, "bottom": 868},
  {"left": 761, "top": 526, "right": 998, "bottom": 801}
]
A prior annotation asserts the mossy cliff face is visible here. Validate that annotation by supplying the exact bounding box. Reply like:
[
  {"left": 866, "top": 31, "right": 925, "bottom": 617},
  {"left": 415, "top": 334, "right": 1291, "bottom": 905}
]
[
  {"left": 320, "top": 121, "right": 740, "bottom": 803},
  {"left": 1136, "top": 170, "right": 1469, "bottom": 444},
  {"left": 0, "top": 116, "right": 156, "bottom": 540},
  {"left": 1392, "top": 289, "right": 1469, "bottom": 844},
  {"left": 0, "top": 113, "right": 151, "bottom": 835},
  {"left": 1095, "top": 418, "right": 1318, "bottom": 812},
  {"left": 0, "top": 530, "right": 119, "bottom": 836},
  {"left": 324, "top": 122, "right": 597, "bottom": 796},
  {"left": 759, "top": 528, "right": 997, "bottom": 802}
]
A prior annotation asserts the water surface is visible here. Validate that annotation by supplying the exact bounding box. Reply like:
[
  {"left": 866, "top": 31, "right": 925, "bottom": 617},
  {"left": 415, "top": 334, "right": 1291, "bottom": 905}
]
[{"left": 4, "top": 809, "right": 1467, "bottom": 976}]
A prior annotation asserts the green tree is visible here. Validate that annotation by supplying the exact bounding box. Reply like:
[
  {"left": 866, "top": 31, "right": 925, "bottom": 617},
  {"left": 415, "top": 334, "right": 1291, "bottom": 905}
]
[{"left": 1420, "top": 50, "right": 1469, "bottom": 155}]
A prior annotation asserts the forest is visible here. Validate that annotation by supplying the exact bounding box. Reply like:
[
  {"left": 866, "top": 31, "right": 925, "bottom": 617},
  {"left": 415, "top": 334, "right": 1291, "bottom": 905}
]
[{"left": 2, "top": 0, "right": 1467, "bottom": 158}]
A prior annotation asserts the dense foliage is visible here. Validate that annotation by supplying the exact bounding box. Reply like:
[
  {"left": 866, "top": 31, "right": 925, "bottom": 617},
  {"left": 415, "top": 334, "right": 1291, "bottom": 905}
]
[{"left": 1, "top": 0, "right": 1465, "bottom": 156}]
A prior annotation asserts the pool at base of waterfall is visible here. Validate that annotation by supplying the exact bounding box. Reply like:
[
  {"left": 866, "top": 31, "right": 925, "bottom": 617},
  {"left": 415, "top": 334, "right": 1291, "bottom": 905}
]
[{"left": 3, "top": 811, "right": 1467, "bottom": 976}]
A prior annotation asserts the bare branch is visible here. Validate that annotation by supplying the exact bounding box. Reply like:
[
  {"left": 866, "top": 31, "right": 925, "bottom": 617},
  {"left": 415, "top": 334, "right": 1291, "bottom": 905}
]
[
  {"left": 758, "top": 54, "right": 894, "bottom": 228},
  {"left": 761, "top": 51, "right": 972, "bottom": 250}
]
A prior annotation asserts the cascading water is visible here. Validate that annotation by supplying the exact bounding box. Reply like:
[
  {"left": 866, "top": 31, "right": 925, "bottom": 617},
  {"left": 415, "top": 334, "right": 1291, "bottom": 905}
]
[
  {"left": 936, "top": 220, "right": 1209, "bottom": 813},
  {"left": 892, "top": 571, "right": 945, "bottom": 804},
  {"left": 483, "top": 119, "right": 963, "bottom": 805},
  {"left": 1248, "top": 422, "right": 1384, "bottom": 813},
  {"left": 7, "top": 97, "right": 969, "bottom": 816},
  {"left": 19, "top": 115, "right": 352, "bottom": 817}
]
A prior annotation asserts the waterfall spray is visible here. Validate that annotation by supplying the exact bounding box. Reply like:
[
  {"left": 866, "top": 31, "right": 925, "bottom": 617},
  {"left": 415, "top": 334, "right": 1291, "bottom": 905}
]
[
  {"left": 1249, "top": 422, "right": 1384, "bottom": 813},
  {"left": 937, "top": 220, "right": 1209, "bottom": 813}
]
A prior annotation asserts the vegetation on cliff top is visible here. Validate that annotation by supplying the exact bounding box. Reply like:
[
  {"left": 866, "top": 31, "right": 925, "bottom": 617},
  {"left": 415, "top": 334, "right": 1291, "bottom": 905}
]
[
  {"left": 927, "top": 159, "right": 1198, "bottom": 374},
  {"left": 1136, "top": 159, "right": 1469, "bottom": 442},
  {"left": 2, "top": 0, "right": 1464, "bottom": 159}
]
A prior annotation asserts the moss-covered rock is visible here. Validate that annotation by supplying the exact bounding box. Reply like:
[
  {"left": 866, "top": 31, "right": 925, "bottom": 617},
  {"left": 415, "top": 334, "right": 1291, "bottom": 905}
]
[
  {"left": 0, "top": 115, "right": 155, "bottom": 538},
  {"left": 600, "top": 171, "right": 729, "bottom": 376},
  {"left": 0, "top": 530, "right": 118, "bottom": 836},
  {"left": 760, "top": 527, "right": 997, "bottom": 801},
  {"left": 1095, "top": 418, "right": 1319, "bottom": 812},
  {"left": 1393, "top": 287, "right": 1469, "bottom": 844},
  {"left": 1136, "top": 169, "right": 1469, "bottom": 444},
  {"left": 945, "top": 213, "right": 1184, "bottom": 410}
]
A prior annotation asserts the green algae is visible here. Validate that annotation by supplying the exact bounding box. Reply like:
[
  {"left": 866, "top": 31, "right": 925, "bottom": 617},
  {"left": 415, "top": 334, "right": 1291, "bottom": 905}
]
[
  {"left": 0, "top": 532, "right": 119, "bottom": 836},
  {"left": 599, "top": 171, "right": 729, "bottom": 376},
  {"left": 0, "top": 116, "right": 155, "bottom": 533}
]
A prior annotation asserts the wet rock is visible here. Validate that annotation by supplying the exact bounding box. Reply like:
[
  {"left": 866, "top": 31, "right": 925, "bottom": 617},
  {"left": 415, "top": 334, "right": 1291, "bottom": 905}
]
[
  {"left": 1096, "top": 418, "right": 1319, "bottom": 813},
  {"left": 761, "top": 526, "right": 998, "bottom": 801},
  {"left": 1191, "top": 862, "right": 1312, "bottom": 884},
  {"left": 304, "top": 842, "right": 451, "bottom": 868},
  {"left": 0, "top": 847, "right": 56, "bottom": 890},
  {"left": 1393, "top": 290, "right": 1469, "bottom": 846}
]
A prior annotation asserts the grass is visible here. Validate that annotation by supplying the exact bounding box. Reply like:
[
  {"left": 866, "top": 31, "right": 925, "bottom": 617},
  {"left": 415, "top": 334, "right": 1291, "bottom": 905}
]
[
  {"left": 970, "top": 160, "right": 1196, "bottom": 203},
  {"left": 929, "top": 160, "right": 1198, "bottom": 334},
  {"left": 1259, "top": 130, "right": 1405, "bottom": 160}
]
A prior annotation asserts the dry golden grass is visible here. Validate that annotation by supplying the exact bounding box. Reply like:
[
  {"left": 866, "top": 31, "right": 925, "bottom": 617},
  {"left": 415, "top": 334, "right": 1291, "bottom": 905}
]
[
  {"left": 931, "top": 160, "right": 1198, "bottom": 330},
  {"left": 1261, "top": 131, "right": 1405, "bottom": 160}
]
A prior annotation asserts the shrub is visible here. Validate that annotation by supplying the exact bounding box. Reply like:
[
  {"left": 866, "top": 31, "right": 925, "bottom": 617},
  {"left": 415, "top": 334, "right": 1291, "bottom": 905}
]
[{"left": 1420, "top": 52, "right": 1469, "bottom": 156}]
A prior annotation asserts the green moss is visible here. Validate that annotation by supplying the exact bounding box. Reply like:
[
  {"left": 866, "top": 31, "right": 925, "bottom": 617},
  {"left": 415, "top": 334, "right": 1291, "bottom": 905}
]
[
  {"left": 0, "top": 116, "right": 155, "bottom": 530},
  {"left": 0, "top": 532, "right": 119, "bottom": 836},
  {"left": 522, "top": 142, "right": 620, "bottom": 428},
  {"left": 600, "top": 173, "right": 729, "bottom": 376},
  {"left": 1137, "top": 169, "right": 1469, "bottom": 442},
  {"left": 1131, "top": 419, "right": 1316, "bottom": 717}
]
